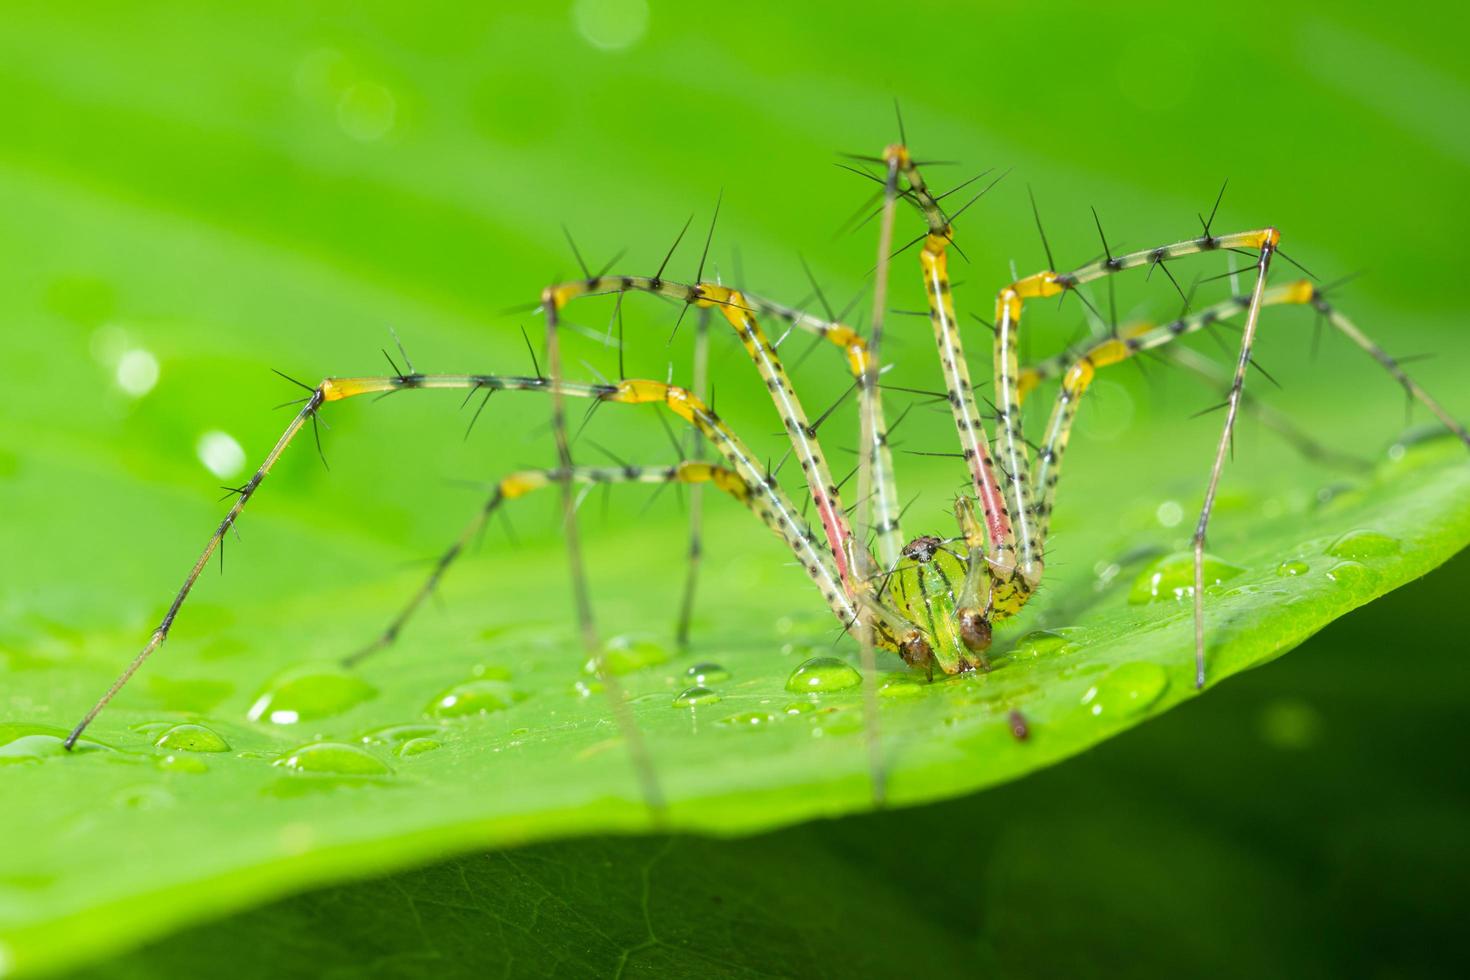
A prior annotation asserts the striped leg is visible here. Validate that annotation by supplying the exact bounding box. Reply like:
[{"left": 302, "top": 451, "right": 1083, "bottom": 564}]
[
  {"left": 345, "top": 461, "right": 762, "bottom": 668},
  {"left": 65, "top": 370, "right": 857, "bottom": 749},
  {"left": 548, "top": 279, "right": 863, "bottom": 594}
]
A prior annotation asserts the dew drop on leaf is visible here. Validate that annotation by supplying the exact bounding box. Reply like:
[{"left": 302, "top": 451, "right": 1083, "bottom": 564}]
[
  {"left": 1127, "top": 551, "right": 1245, "bottom": 604},
  {"left": 1276, "top": 559, "right": 1310, "bottom": 577},
  {"left": 274, "top": 742, "right": 391, "bottom": 776},
  {"left": 1326, "top": 529, "right": 1401, "bottom": 560},
  {"left": 1326, "top": 560, "right": 1374, "bottom": 587},
  {"left": 785, "top": 656, "right": 862, "bottom": 693},
  {"left": 153, "top": 723, "right": 230, "bottom": 753},
  {"left": 684, "top": 662, "right": 730, "bottom": 684},
  {"left": 246, "top": 665, "right": 377, "bottom": 725},
  {"left": 672, "top": 686, "right": 720, "bottom": 708},
  {"left": 426, "top": 679, "right": 522, "bottom": 719},
  {"left": 396, "top": 738, "right": 441, "bottom": 758},
  {"left": 1079, "top": 662, "right": 1168, "bottom": 719}
]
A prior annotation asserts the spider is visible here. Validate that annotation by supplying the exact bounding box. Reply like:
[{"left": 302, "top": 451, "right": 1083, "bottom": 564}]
[{"left": 63, "top": 140, "right": 1470, "bottom": 813}]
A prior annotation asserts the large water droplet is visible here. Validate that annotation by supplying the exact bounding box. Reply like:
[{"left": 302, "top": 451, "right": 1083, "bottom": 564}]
[
  {"left": 426, "top": 678, "right": 522, "bottom": 719},
  {"left": 1276, "top": 559, "right": 1309, "bottom": 577},
  {"left": 0, "top": 725, "right": 109, "bottom": 763},
  {"left": 397, "top": 737, "right": 441, "bottom": 758},
  {"left": 684, "top": 662, "right": 730, "bottom": 685},
  {"left": 1080, "top": 662, "right": 1168, "bottom": 719},
  {"left": 1009, "top": 629, "right": 1070, "bottom": 659},
  {"left": 1326, "top": 560, "right": 1373, "bottom": 587},
  {"left": 584, "top": 635, "right": 669, "bottom": 675},
  {"left": 1326, "top": 529, "right": 1400, "bottom": 560},
  {"left": 359, "top": 723, "right": 439, "bottom": 747},
  {"left": 785, "top": 656, "right": 862, "bottom": 693},
  {"left": 878, "top": 672, "right": 925, "bottom": 698},
  {"left": 1127, "top": 552, "right": 1245, "bottom": 604},
  {"left": 672, "top": 686, "right": 720, "bottom": 708},
  {"left": 274, "top": 742, "right": 391, "bottom": 775},
  {"left": 154, "top": 723, "right": 230, "bottom": 753},
  {"left": 246, "top": 664, "right": 376, "bottom": 725}
]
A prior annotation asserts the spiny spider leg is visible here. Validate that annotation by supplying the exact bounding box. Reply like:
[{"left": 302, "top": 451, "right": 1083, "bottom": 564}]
[
  {"left": 65, "top": 370, "right": 877, "bottom": 751},
  {"left": 344, "top": 460, "right": 760, "bottom": 671},
  {"left": 675, "top": 307, "right": 712, "bottom": 650},
  {"left": 546, "top": 278, "right": 863, "bottom": 594}
]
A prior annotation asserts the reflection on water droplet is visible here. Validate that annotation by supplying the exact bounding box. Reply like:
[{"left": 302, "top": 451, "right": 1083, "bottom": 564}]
[
  {"left": 154, "top": 723, "right": 230, "bottom": 753},
  {"left": 1080, "top": 662, "right": 1168, "bottom": 719},
  {"left": 785, "top": 656, "right": 862, "bottom": 693},
  {"left": 196, "top": 430, "right": 246, "bottom": 479},
  {"left": 1258, "top": 698, "right": 1323, "bottom": 750},
  {"left": 1326, "top": 529, "right": 1400, "bottom": 560},
  {"left": 397, "top": 737, "right": 440, "bottom": 758},
  {"left": 684, "top": 662, "right": 730, "bottom": 685},
  {"left": 1326, "top": 560, "right": 1373, "bottom": 587},
  {"left": 720, "top": 711, "right": 775, "bottom": 728},
  {"left": 1128, "top": 552, "right": 1244, "bottom": 604},
  {"left": 156, "top": 754, "right": 209, "bottom": 773},
  {"left": 247, "top": 664, "right": 377, "bottom": 725},
  {"left": 585, "top": 635, "right": 669, "bottom": 675},
  {"left": 672, "top": 686, "right": 720, "bottom": 708},
  {"left": 274, "top": 742, "right": 391, "bottom": 776},
  {"left": 426, "top": 678, "right": 522, "bottom": 719},
  {"left": 1276, "top": 559, "right": 1309, "bottom": 577},
  {"left": 878, "top": 673, "right": 925, "bottom": 698},
  {"left": 359, "top": 723, "right": 439, "bottom": 747}
]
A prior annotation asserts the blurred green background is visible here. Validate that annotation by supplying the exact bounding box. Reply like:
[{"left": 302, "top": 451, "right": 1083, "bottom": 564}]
[{"left": 3, "top": 0, "right": 1468, "bottom": 975}]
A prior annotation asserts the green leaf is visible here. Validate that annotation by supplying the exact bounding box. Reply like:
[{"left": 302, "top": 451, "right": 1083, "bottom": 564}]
[{"left": 4, "top": 4, "right": 1470, "bottom": 977}]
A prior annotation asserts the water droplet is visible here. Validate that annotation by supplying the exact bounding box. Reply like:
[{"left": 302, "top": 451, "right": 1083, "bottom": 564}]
[
  {"left": 153, "top": 723, "right": 230, "bottom": 753},
  {"left": 672, "top": 686, "right": 720, "bottom": 708},
  {"left": 878, "top": 672, "right": 926, "bottom": 698},
  {"left": 246, "top": 664, "right": 376, "bottom": 725},
  {"left": 0, "top": 725, "right": 109, "bottom": 763},
  {"left": 1009, "top": 629, "right": 1070, "bottom": 659},
  {"left": 397, "top": 737, "right": 441, "bottom": 758},
  {"left": 684, "top": 662, "right": 730, "bottom": 685},
  {"left": 274, "top": 742, "right": 391, "bottom": 776},
  {"left": 1276, "top": 559, "right": 1310, "bottom": 577},
  {"left": 584, "top": 635, "right": 669, "bottom": 676},
  {"left": 1258, "top": 698, "right": 1323, "bottom": 750},
  {"left": 1127, "top": 552, "right": 1244, "bottom": 604},
  {"left": 720, "top": 711, "right": 775, "bottom": 728},
  {"left": 785, "top": 656, "right": 862, "bottom": 693},
  {"left": 1326, "top": 529, "right": 1400, "bottom": 560},
  {"left": 426, "top": 678, "right": 522, "bottom": 719},
  {"left": 571, "top": 679, "right": 603, "bottom": 698},
  {"left": 1080, "top": 662, "right": 1168, "bottom": 719},
  {"left": 1326, "top": 560, "right": 1373, "bottom": 587},
  {"left": 359, "top": 723, "right": 439, "bottom": 747},
  {"left": 782, "top": 700, "right": 817, "bottom": 716},
  {"left": 156, "top": 754, "right": 209, "bottom": 773}
]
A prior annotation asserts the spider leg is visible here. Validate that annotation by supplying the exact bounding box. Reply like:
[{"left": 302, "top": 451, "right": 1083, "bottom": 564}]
[
  {"left": 675, "top": 307, "right": 712, "bottom": 650},
  {"left": 65, "top": 371, "right": 857, "bottom": 750},
  {"left": 343, "top": 460, "right": 763, "bottom": 669}
]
